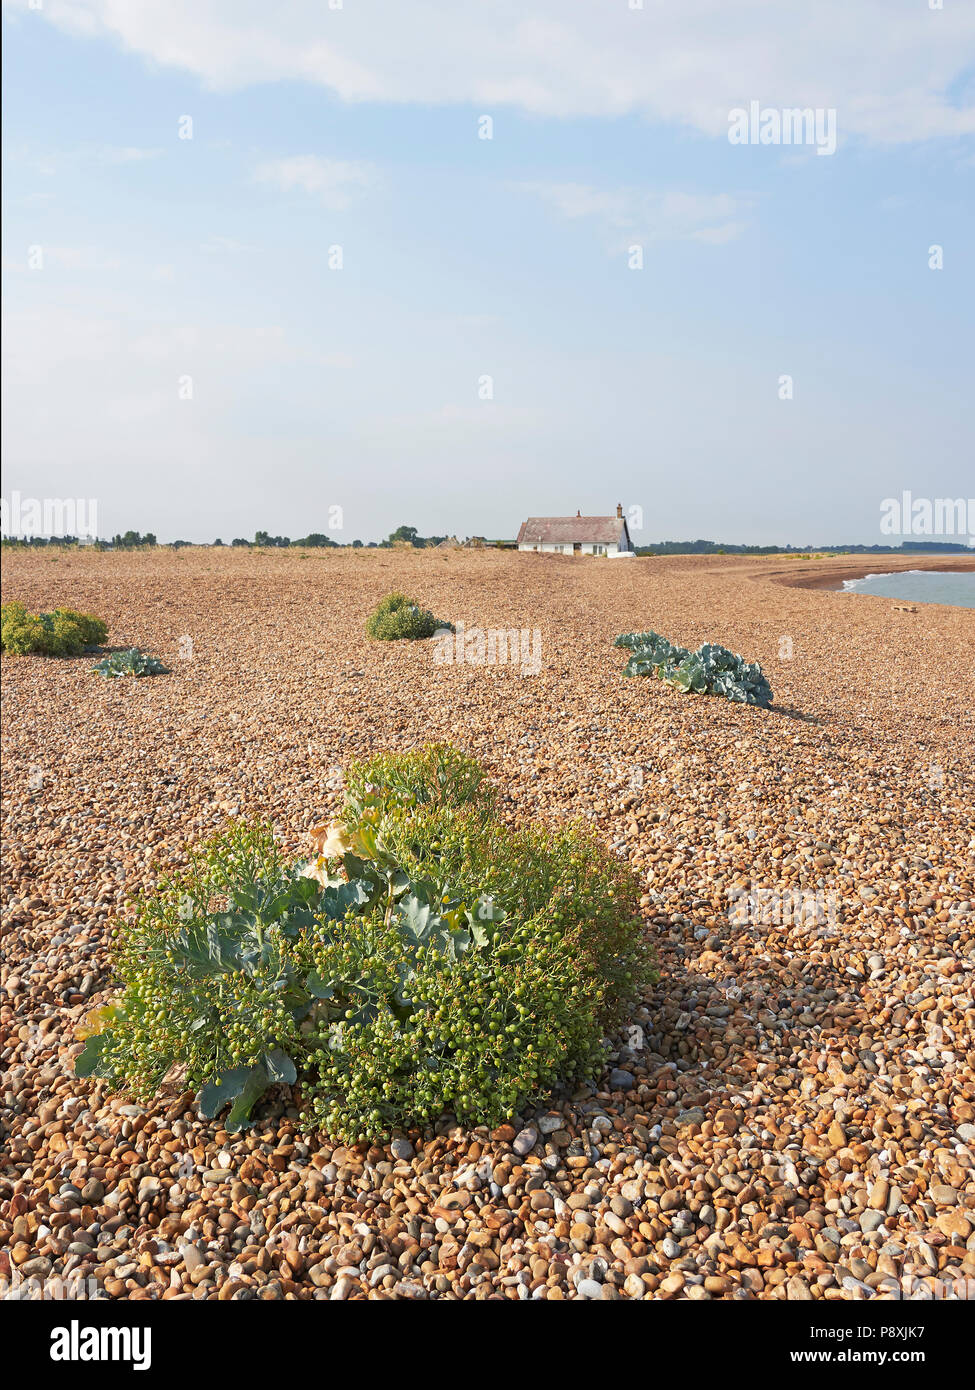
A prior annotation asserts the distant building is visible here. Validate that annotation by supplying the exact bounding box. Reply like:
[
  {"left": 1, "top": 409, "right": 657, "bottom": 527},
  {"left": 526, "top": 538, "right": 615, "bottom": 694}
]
[{"left": 516, "top": 504, "right": 635, "bottom": 556}]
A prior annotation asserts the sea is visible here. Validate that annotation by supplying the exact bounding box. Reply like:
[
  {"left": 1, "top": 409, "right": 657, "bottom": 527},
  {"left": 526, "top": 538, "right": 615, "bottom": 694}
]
[{"left": 841, "top": 569, "right": 975, "bottom": 609}]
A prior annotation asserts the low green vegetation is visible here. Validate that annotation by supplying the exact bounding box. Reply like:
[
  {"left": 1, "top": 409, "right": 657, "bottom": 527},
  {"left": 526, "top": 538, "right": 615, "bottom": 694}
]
[
  {"left": 76, "top": 745, "right": 652, "bottom": 1141},
  {"left": 91, "top": 648, "right": 169, "bottom": 679},
  {"left": 1, "top": 601, "right": 107, "bottom": 656},
  {"left": 634, "top": 539, "right": 969, "bottom": 556},
  {"left": 365, "top": 591, "right": 454, "bottom": 641},
  {"left": 616, "top": 628, "right": 773, "bottom": 707}
]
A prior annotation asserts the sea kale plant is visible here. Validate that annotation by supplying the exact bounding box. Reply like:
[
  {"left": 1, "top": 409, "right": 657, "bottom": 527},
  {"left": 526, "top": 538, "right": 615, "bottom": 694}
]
[
  {"left": 615, "top": 628, "right": 773, "bottom": 707},
  {"left": 365, "top": 591, "right": 454, "bottom": 641},
  {"left": 76, "top": 745, "right": 652, "bottom": 1141},
  {"left": 91, "top": 648, "right": 168, "bottom": 678},
  {"left": 1, "top": 602, "right": 108, "bottom": 657}
]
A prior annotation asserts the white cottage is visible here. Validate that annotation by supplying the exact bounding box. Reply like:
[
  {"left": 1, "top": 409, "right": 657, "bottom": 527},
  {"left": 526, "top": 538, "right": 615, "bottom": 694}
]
[{"left": 516, "top": 505, "right": 635, "bottom": 556}]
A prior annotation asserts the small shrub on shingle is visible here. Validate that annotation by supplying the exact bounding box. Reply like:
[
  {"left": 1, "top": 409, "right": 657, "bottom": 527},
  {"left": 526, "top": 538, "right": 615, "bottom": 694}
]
[
  {"left": 91, "top": 648, "right": 168, "bottom": 679},
  {"left": 365, "top": 592, "right": 453, "bottom": 641},
  {"left": 77, "top": 745, "right": 653, "bottom": 1142},
  {"left": 1, "top": 602, "right": 108, "bottom": 657}
]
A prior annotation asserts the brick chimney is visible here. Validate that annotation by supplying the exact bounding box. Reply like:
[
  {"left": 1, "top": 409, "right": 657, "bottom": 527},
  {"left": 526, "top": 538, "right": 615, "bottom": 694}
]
[{"left": 616, "top": 502, "right": 623, "bottom": 518}]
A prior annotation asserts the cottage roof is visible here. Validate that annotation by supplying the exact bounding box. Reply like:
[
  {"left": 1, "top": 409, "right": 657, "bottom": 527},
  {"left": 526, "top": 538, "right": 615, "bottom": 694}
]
[{"left": 516, "top": 515, "right": 627, "bottom": 545}]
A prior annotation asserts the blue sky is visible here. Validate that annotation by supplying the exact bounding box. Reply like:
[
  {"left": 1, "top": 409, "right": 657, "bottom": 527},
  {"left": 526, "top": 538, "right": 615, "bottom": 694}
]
[{"left": 2, "top": 1, "right": 973, "bottom": 545}]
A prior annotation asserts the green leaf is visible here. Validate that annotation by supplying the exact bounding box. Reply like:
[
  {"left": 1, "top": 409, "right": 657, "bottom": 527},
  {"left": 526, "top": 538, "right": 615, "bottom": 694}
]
[
  {"left": 351, "top": 823, "right": 381, "bottom": 859},
  {"left": 225, "top": 1062, "right": 272, "bottom": 1132},
  {"left": 305, "top": 971, "right": 334, "bottom": 1000},
  {"left": 341, "top": 852, "right": 379, "bottom": 884},
  {"left": 198, "top": 1051, "right": 295, "bottom": 1130},
  {"left": 75, "top": 1032, "right": 115, "bottom": 1080},
  {"left": 262, "top": 1049, "right": 297, "bottom": 1085},
  {"left": 198, "top": 1065, "right": 252, "bottom": 1119},
  {"left": 319, "top": 880, "right": 375, "bottom": 919},
  {"left": 232, "top": 884, "right": 264, "bottom": 914},
  {"left": 396, "top": 893, "right": 436, "bottom": 943},
  {"left": 390, "top": 869, "right": 411, "bottom": 896},
  {"left": 172, "top": 917, "right": 250, "bottom": 977}
]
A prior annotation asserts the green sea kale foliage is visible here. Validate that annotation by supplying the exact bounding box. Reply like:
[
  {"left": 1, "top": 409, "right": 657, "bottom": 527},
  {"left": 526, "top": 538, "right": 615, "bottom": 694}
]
[
  {"left": 91, "top": 648, "right": 168, "bottom": 678},
  {"left": 1, "top": 602, "right": 107, "bottom": 656},
  {"left": 365, "top": 591, "right": 454, "bottom": 641},
  {"left": 76, "top": 745, "right": 652, "bottom": 1141},
  {"left": 615, "top": 629, "right": 773, "bottom": 707}
]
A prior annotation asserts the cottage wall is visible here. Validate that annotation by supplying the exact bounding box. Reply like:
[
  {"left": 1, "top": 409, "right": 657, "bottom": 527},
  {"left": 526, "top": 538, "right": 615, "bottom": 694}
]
[{"left": 518, "top": 541, "right": 626, "bottom": 555}]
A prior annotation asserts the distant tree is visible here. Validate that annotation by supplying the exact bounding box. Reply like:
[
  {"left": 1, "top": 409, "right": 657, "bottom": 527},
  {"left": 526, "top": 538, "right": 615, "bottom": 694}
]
[
  {"left": 2, "top": 535, "right": 80, "bottom": 548},
  {"left": 292, "top": 532, "right": 338, "bottom": 548},
  {"left": 352, "top": 538, "right": 363, "bottom": 548},
  {"left": 112, "top": 530, "right": 156, "bottom": 549},
  {"left": 231, "top": 537, "right": 251, "bottom": 547},
  {"left": 389, "top": 525, "right": 421, "bottom": 547},
  {"left": 213, "top": 537, "right": 224, "bottom": 546}
]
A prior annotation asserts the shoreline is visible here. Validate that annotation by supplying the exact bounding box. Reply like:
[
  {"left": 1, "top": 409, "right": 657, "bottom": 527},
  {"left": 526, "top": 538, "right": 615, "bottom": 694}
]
[{"left": 757, "top": 554, "right": 975, "bottom": 593}]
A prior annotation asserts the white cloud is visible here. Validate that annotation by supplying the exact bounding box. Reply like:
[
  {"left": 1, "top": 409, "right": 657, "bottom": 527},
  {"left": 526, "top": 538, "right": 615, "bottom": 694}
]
[
  {"left": 4, "top": 141, "right": 162, "bottom": 172},
  {"left": 96, "top": 145, "right": 163, "bottom": 164},
  {"left": 521, "top": 183, "right": 752, "bottom": 247},
  {"left": 253, "top": 155, "right": 375, "bottom": 208},
  {"left": 0, "top": 301, "right": 353, "bottom": 411},
  {"left": 6, "top": 0, "right": 974, "bottom": 144},
  {"left": 200, "top": 235, "right": 261, "bottom": 253},
  {"left": 410, "top": 403, "right": 547, "bottom": 429},
  {"left": 12, "top": 245, "right": 122, "bottom": 272}
]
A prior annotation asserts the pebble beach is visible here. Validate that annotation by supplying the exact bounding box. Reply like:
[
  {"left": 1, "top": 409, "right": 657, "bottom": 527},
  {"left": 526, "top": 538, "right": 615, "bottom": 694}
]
[{"left": 2, "top": 545, "right": 974, "bottom": 1301}]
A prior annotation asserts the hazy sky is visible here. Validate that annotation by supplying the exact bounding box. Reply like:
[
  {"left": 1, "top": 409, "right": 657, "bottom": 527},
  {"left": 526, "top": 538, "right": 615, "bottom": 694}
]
[{"left": 2, "top": 1, "right": 973, "bottom": 545}]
